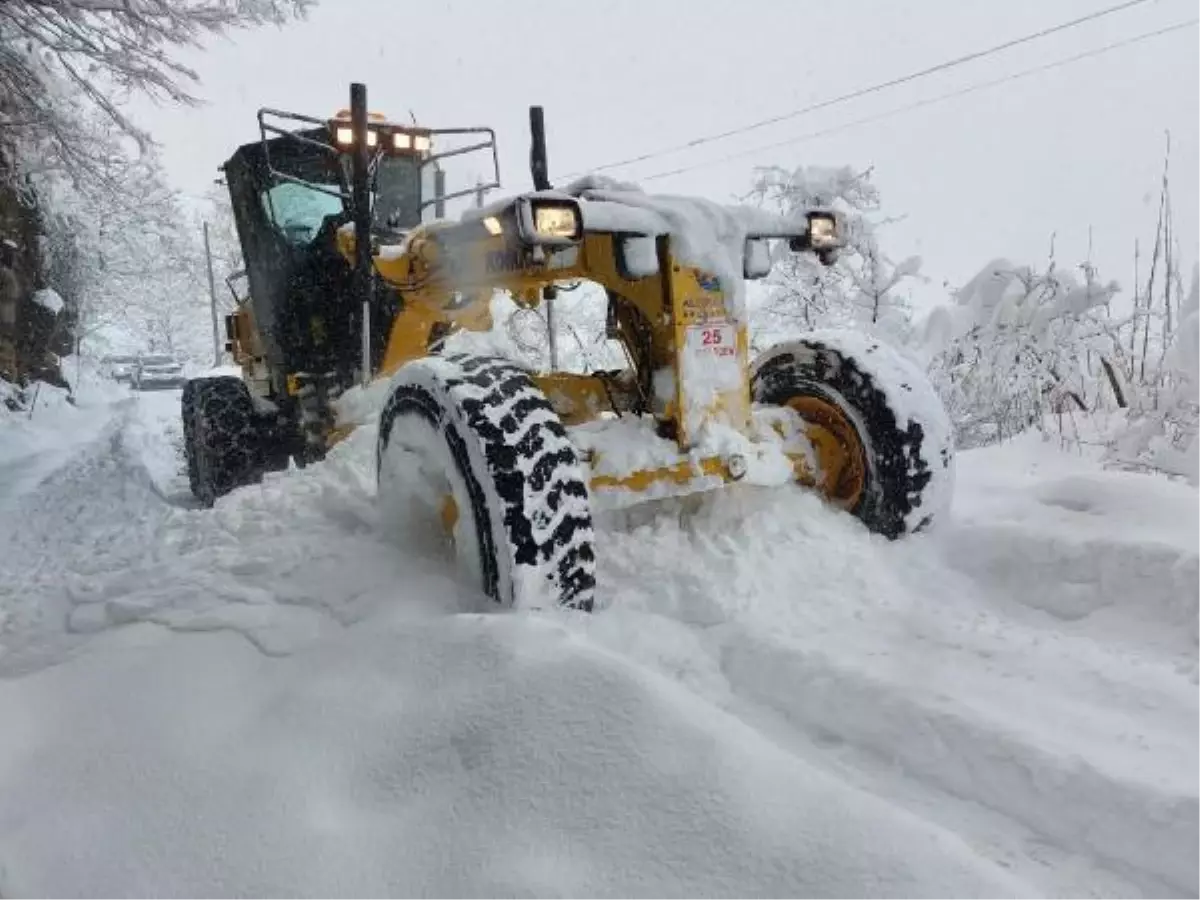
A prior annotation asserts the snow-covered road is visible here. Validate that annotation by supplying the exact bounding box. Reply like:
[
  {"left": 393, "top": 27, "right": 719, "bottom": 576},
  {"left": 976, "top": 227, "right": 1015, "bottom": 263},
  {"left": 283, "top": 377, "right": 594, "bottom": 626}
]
[{"left": 0, "top": 388, "right": 1195, "bottom": 897}]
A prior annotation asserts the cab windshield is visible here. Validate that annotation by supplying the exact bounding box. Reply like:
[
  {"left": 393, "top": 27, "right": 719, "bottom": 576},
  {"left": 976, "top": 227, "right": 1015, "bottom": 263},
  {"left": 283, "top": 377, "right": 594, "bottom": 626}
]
[
  {"left": 261, "top": 182, "right": 344, "bottom": 246},
  {"left": 260, "top": 154, "right": 423, "bottom": 245},
  {"left": 373, "top": 155, "right": 422, "bottom": 230}
]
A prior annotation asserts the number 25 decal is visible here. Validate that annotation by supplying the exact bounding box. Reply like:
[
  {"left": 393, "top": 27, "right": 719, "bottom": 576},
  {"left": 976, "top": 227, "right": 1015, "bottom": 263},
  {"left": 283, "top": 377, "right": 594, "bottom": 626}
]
[{"left": 702, "top": 328, "right": 723, "bottom": 346}]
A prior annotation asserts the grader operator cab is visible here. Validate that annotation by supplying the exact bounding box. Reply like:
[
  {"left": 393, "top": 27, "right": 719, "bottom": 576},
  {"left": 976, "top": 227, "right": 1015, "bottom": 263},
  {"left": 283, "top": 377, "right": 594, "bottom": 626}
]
[
  {"left": 183, "top": 82, "right": 955, "bottom": 613},
  {"left": 183, "top": 86, "right": 501, "bottom": 493}
]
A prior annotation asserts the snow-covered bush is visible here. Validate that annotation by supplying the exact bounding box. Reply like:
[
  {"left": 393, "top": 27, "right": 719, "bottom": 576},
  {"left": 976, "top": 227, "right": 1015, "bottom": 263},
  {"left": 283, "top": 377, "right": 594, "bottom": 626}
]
[
  {"left": 1110, "top": 266, "right": 1199, "bottom": 483},
  {"left": 921, "top": 259, "right": 1121, "bottom": 449}
]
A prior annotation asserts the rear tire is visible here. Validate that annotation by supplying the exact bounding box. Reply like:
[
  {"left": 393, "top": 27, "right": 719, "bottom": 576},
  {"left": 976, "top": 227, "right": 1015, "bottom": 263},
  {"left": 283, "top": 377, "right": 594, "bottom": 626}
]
[
  {"left": 181, "top": 379, "right": 200, "bottom": 491},
  {"left": 751, "top": 331, "right": 954, "bottom": 537},
  {"left": 182, "top": 376, "right": 269, "bottom": 507},
  {"left": 377, "top": 353, "right": 596, "bottom": 611}
]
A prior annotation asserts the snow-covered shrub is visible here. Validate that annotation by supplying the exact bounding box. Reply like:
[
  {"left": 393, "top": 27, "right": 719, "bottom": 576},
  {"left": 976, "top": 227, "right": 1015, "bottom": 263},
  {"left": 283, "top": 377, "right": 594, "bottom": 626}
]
[
  {"left": 922, "top": 259, "right": 1121, "bottom": 450},
  {"left": 1110, "top": 266, "right": 1199, "bottom": 483}
]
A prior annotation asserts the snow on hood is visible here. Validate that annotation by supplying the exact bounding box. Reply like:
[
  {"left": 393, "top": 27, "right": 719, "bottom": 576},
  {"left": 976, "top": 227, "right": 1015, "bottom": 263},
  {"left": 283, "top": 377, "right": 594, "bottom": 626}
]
[
  {"left": 460, "top": 175, "right": 819, "bottom": 323},
  {"left": 571, "top": 179, "right": 810, "bottom": 324}
]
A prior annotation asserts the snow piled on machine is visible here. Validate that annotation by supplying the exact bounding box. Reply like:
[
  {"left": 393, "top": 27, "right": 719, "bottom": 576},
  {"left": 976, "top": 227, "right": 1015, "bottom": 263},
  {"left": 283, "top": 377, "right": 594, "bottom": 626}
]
[
  {"left": 568, "top": 176, "right": 814, "bottom": 324},
  {"left": 462, "top": 174, "right": 825, "bottom": 324}
]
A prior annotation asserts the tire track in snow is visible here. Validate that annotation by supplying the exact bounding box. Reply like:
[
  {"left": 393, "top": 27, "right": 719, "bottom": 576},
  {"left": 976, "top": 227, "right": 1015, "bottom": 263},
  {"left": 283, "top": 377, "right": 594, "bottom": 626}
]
[
  {"left": 40, "top": 393, "right": 477, "bottom": 664},
  {"left": 0, "top": 404, "right": 177, "bottom": 674},
  {"left": 3, "top": 394, "right": 396, "bottom": 670}
]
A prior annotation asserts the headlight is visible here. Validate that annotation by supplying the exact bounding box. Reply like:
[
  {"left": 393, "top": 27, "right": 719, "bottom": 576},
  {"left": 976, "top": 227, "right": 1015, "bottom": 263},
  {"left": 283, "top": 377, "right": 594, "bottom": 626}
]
[
  {"left": 334, "top": 126, "right": 379, "bottom": 148},
  {"left": 807, "top": 212, "right": 838, "bottom": 250},
  {"left": 514, "top": 198, "right": 583, "bottom": 245},
  {"left": 533, "top": 204, "right": 580, "bottom": 240},
  {"left": 482, "top": 216, "right": 503, "bottom": 236}
]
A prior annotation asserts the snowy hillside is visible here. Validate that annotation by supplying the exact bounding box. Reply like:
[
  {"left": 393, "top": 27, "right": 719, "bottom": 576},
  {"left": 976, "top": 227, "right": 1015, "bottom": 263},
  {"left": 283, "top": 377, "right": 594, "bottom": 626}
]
[{"left": 0, "top": 388, "right": 1195, "bottom": 897}]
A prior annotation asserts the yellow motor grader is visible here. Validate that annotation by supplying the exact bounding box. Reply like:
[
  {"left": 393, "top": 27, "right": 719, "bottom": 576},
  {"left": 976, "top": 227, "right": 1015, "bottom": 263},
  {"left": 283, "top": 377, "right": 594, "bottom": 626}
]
[{"left": 185, "top": 82, "right": 954, "bottom": 612}]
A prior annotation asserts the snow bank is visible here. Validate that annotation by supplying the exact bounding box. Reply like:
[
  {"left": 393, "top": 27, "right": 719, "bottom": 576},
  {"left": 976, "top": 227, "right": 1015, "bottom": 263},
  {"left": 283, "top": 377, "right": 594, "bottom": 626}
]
[
  {"left": 946, "top": 429, "right": 1199, "bottom": 659},
  {"left": 0, "top": 613, "right": 1027, "bottom": 898},
  {"left": 0, "top": 370, "right": 130, "bottom": 505},
  {"left": 590, "top": 498, "right": 1196, "bottom": 895}
]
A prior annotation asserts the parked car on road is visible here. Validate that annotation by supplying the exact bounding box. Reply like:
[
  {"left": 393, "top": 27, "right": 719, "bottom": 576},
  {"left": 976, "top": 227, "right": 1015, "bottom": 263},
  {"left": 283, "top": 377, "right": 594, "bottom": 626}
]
[
  {"left": 100, "top": 354, "right": 141, "bottom": 384},
  {"left": 132, "top": 354, "right": 187, "bottom": 391}
]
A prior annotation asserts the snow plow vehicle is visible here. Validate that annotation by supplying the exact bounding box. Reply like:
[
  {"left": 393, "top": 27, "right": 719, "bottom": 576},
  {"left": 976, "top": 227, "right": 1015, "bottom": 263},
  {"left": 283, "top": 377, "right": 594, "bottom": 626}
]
[{"left": 184, "top": 82, "right": 954, "bottom": 612}]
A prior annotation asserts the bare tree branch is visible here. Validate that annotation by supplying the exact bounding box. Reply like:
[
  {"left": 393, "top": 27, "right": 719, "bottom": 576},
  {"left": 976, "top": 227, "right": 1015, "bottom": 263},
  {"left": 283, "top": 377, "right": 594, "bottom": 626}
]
[{"left": 0, "top": 0, "right": 311, "bottom": 194}]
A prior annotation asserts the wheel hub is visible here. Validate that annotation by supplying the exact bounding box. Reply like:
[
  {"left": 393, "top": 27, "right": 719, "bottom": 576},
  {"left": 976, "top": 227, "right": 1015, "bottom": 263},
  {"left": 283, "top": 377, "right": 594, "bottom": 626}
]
[
  {"left": 786, "top": 395, "right": 866, "bottom": 510},
  {"left": 439, "top": 493, "right": 459, "bottom": 536}
]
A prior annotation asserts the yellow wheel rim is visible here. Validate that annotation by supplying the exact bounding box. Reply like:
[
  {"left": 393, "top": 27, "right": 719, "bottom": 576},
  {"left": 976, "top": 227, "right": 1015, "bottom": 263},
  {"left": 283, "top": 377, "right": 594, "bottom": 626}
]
[
  {"left": 786, "top": 395, "right": 867, "bottom": 510},
  {"left": 439, "top": 493, "right": 459, "bottom": 536}
]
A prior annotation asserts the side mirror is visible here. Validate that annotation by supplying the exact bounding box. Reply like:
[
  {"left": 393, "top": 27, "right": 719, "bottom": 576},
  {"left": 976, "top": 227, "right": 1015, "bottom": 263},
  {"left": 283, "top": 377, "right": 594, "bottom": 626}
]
[{"left": 744, "top": 238, "right": 773, "bottom": 279}]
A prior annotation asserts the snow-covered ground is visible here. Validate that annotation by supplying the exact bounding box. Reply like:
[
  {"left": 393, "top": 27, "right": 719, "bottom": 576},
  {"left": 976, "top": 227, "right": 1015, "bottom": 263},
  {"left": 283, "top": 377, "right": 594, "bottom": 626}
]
[{"left": 0, "top": 385, "right": 1195, "bottom": 897}]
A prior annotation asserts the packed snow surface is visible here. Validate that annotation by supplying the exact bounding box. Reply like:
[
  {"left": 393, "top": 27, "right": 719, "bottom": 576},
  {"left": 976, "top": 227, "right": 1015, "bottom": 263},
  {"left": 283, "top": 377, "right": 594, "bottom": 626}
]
[{"left": 0, "top": 385, "right": 1195, "bottom": 897}]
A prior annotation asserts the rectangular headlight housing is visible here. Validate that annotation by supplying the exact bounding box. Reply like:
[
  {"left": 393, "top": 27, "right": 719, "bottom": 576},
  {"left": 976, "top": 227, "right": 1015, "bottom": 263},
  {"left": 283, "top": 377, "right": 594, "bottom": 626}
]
[
  {"left": 333, "top": 126, "right": 381, "bottom": 148},
  {"left": 806, "top": 211, "right": 839, "bottom": 250},
  {"left": 534, "top": 204, "right": 579, "bottom": 240},
  {"left": 516, "top": 198, "right": 583, "bottom": 245}
]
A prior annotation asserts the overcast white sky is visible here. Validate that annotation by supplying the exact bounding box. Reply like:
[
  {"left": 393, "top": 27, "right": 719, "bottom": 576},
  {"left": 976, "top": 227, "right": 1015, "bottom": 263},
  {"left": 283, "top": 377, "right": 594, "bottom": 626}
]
[{"left": 127, "top": 0, "right": 1198, "bottom": 308}]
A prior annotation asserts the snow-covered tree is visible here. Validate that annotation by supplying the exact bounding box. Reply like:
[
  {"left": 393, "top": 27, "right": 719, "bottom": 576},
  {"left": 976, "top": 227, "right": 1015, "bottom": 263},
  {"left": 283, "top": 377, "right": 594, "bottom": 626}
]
[
  {"left": 0, "top": 0, "right": 312, "bottom": 386},
  {"left": 0, "top": 0, "right": 310, "bottom": 192},
  {"left": 27, "top": 138, "right": 214, "bottom": 361},
  {"left": 198, "top": 182, "right": 245, "bottom": 320}
]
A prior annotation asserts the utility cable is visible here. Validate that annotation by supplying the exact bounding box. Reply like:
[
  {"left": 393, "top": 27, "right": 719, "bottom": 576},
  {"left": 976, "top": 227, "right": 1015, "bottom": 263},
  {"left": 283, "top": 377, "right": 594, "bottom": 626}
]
[
  {"left": 554, "top": 0, "right": 1163, "bottom": 181},
  {"left": 634, "top": 18, "right": 1196, "bottom": 184}
]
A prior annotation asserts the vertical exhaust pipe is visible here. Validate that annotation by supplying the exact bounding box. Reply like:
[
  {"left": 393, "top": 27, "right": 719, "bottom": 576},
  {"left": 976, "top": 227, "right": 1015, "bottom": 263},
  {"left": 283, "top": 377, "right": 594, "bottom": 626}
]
[
  {"left": 529, "top": 105, "right": 551, "bottom": 192},
  {"left": 350, "top": 82, "right": 373, "bottom": 384}
]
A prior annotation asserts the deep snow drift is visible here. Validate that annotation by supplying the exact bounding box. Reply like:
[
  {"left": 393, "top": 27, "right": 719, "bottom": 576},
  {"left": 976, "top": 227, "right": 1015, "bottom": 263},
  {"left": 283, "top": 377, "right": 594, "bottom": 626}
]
[{"left": 0, "top": 386, "right": 1195, "bottom": 897}]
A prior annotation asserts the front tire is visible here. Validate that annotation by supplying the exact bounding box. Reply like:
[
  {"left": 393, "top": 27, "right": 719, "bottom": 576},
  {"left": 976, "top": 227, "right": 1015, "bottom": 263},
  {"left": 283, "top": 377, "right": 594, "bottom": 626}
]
[
  {"left": 377, "top": 354, "right": 596, "bottom": 610},
  {"left": 751, "top": 331, "right": 954, "bottom": 537}
]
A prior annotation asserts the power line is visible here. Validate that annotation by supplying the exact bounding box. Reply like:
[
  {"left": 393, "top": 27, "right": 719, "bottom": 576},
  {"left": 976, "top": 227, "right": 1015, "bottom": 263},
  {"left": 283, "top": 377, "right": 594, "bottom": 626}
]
[
  {"left": 635, "top": 18, "right": 1196, "bottom": 184},
  {"left": 555, "top": 0, "right": 1161, "bottom": 181}
]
